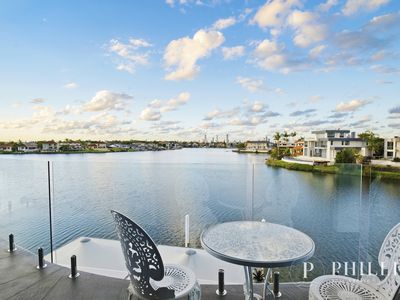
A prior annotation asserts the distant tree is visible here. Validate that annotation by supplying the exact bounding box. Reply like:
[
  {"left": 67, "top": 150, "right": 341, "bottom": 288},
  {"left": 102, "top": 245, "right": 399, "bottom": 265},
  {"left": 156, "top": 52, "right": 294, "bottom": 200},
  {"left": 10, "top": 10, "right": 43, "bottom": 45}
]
[
  {"left": 335, "top": 148, "right": 359, "bottom": 164},
  {"left": 273, "top": 132, "right": 281, "bottom": 156},
  {"left": 236, "top": 143, "right": 246, "bottom": 150},
  {"left": 358, "top": 131, "right": 384, "bottom": 157}
]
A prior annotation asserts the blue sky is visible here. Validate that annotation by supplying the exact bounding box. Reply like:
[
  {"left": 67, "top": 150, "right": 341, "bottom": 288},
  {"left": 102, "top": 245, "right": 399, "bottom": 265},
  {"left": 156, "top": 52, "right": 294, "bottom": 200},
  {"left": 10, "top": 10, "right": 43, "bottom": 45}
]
[{"left": 0, "top": 0, "right": 399, "bottom": 141}]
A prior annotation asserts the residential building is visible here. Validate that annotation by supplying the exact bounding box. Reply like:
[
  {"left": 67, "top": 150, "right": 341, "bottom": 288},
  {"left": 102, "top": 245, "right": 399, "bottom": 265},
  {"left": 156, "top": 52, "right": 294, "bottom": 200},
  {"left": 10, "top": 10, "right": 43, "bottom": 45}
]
[
  {"left": 87, "top": 142, "right": 108, "bottom": 150},
  {"left": 293, "top": 139, "right": 304, "bottom": 157},
  {"left": 18, "top": 142, "right": 38, "bottom": 152},
  {"left": 303, "top": 130, "right": 370, "bottom": 162},
  {"left": 384, "top": 136, "right": 400, "bottom": 160},
  {"left": 0, "top": 143, "right": 13, "bottom": 152},
  {"left": 245, "top": 140, "right": 269, "bottom": 151},
  {"left": 41, "top": 141, "right": 58, "bottom": 152},
  {"left": 58, "top": 142, "right": 83, "bottom": 151}
]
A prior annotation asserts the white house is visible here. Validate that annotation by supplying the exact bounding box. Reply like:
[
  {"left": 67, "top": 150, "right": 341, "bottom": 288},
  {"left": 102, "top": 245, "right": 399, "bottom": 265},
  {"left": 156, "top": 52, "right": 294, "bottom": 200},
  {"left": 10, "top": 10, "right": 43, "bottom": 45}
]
[
  {"left": 384, "top": 136, "right": 400, "bottom": 160},
  {"left": 18, "top": 142, "right": 38, "bottom": 152},
  {"left": 41, "top": 141, "right": 58, "bottom": 152},
  {"left": 57, "top": 142, "right": 83, "bottom": 151},
  {"left": 0, "top": 144, "right": 13, "bottom": 152},
  {"left": 303, "top": 130, "right": 370, "bottom": 162},
  {"left": 245, "top": 140, "right": 270, "bottom": 152}
]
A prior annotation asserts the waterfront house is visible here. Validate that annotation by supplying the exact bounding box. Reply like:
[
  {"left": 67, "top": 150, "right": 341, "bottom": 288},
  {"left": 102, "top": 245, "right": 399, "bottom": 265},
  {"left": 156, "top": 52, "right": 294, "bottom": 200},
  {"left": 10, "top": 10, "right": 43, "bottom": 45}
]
[
  {"left": 302, "top": 130, "right": 370, "bottom": 163},
  {"left": 41, "top": 141, "right": 58, "bottom": 152},
  {"left": 58, "top": 142, "right": 83, "bottom": 151},
  {"left": 18, "top": 142, "right": 38, "bottom": 152},
  {"left": 245, "top": 140, "right": 270, "bottom": 152},
  {"left": 384, "top": 136, "right": 400, "bottom": 160},
  {"left": 0, "top": 143, "right": 13, "bottom": 152},
  {"left": 87, "top": 142, "right": 108, "bottom": 150},
  {"left": 293, "top": 139, "right": 304, "bottom": 157}
]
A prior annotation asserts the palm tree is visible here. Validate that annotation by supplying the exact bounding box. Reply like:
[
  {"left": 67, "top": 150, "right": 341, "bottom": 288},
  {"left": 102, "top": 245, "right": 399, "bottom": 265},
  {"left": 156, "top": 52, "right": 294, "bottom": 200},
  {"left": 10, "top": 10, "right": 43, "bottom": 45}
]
[{"left": 274, "top": 132, "right": 281, "bottom": 156}]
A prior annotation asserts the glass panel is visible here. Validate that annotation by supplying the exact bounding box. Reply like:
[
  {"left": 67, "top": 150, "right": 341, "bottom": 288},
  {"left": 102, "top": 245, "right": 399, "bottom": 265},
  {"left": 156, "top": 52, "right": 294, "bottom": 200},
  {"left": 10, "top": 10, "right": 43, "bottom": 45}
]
[
  {"left": 0, "top": 157, "right": 50, "bottom": 254},
  {"left": 253, "top": 161, "right": 363, "bottom": 282}
]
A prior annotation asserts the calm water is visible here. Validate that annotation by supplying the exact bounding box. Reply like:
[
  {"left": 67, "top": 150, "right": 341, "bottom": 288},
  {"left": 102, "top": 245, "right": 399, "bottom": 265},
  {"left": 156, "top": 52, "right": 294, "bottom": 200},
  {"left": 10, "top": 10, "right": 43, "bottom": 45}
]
[{"left": 0, "top": 148, "right": 399, "bottom": 280}]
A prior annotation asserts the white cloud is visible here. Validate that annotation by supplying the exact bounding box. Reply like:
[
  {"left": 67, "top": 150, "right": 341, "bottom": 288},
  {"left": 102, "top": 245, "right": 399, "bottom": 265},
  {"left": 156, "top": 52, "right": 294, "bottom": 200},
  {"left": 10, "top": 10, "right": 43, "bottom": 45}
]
[
  {"left": 251, "top": 0, "right": 302, "bottom": 31},
  {"left": 250, "top": 101, "right": 266, "bottom": 113},
  {"left": 252, "top": 39, "right": 295, "bottom": 73},
  {"left": 108, "top": 38, "right": 152, "bottom": 74},
  {"left": 164, "top": 29, "right": 225, "bottom": 80},
  {"left": 141, "top": 92, "right": 190, "bottom": 121},
  {"left": 309, "top": 45, "right": 326, "bottom": 58},
  {"left": 83, "top": 90, "right": 133, "bottom": 112},
  {"left": 318, "top": 0, "right": 339, "bottom": 12},
  {"left": 140, "top": 107, "right": 162, "bottom": 121},
  {"left": 334, "top": 99, "right": 371, "bottom": 112},
  {"left": 222, "top": 46, "right": 245, "bottom": 60},
  {"left": 236, "top": 76, "right": 265, "bottom": 92},
  {"left": 342, "top": 0, "right": 390, "bottom": 16},
  {"left": 203, "top": 107, "right": 240, "bottom": 120},
  {"left": 212, "top": 17, "right": 237, "bottom": 30},
  {"left": 31, "top": 98, "right": 45, "bottom": 104},
  {"left": 161, "top": 92, "right": 191, "bottom": 112},
  {"left": 63, "top": 82, "right": 78, "bottom": 89},
  {"left": 287, "top": 10, "right": 327, "bottom": 48}
]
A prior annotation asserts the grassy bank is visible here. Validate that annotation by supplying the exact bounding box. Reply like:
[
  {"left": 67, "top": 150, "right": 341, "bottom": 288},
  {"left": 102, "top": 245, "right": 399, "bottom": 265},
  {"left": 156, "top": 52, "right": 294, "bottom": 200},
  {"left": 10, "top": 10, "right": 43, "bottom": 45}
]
[{"left": 266, "top": 159, "right": 400, "bottom": 180}]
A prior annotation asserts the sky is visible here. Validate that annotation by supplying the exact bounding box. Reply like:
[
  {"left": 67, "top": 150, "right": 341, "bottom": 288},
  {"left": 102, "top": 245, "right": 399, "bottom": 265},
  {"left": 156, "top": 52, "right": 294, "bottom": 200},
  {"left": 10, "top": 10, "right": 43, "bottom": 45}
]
[{"left": 0, "top": 0, "right": 399, "bottom": 142}]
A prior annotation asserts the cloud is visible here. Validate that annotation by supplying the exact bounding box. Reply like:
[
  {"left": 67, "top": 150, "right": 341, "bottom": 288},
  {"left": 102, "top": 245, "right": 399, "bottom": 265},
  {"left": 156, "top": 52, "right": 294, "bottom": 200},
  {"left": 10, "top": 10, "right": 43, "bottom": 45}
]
[
  {"left": 236, "top": 76, "right": 265, "bottom": 92},
  {"left": 203, "top": 107, "right": 240, "bottom": 121},
  {"left": 370, "top": 64, "right": 400, "bottom": 74},
  {"left": 318, "top": 0, "right": 339, "bottom": 12},
  {"left": 290, "top": 108, "right": 317, "bottom": 116},
  {"left": 250, "top": 101, "right": 266, "bottom": 113},
  {"left": 349, "top": 115, "right": 372, "bottom": 127},
  {"left": 212, "top": 17, "right": 236, "bottom": 30},
  {"left": 287, "top": 10, "right": 327, "bottom": 48},
  {"left": 63, "top": 82, "right": 78, "bottom": 89},
  {"left": 31, "top": 98, "right": 45, "bottom": 104},
  {"left": 83, "top": 90, "right": 133, "bottom": 112},
  {"left": 141, "top": 92, "right": 190, "bottom": 121},
  {"left": 310, "top": 95, "right": 323, "bottom": 103},
  {"left": 108, "top": 38, "right": 152, "bottom": 73},
  {"left": 160, "top": 92, "right": 191, "bottom": 112},
  {"left": 251, "top": 0, "right": 302, "bottom": 31},
  {"left": 334, "top": 99, "right": 371, "bottom": 112},
  {"left": 342, "top": 0, "right": 390, "bottom": 16},
  {"left": 140, "top": 107, "right": 161, "bottom": 121},
  {"left": 164, "top": 29, "right": 225, "bottom": 80},
  {"left": 222, "top": 46, "right": 245, "bottom": 60},
  {"left": 376, "top": 79, "right": 394, "bottom": 84},
  {"left": 329, "top": 112, "right": 349, "bottom": 119},
  {"left": 309, "top": 45, "right": 326, "bottom": 58}
]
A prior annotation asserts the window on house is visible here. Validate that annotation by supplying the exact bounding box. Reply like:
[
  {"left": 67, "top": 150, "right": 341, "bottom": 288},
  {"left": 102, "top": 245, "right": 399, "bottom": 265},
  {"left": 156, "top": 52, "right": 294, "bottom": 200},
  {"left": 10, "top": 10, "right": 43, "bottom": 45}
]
[
  {"left": 387, "top": 142, "right": 394, "bottom": 150},
  {"left": 330, "top": 141, "right": 333, "bottom": 146},
  {"left": 345, "top": 141, "right": 350, "bottom": 145}
]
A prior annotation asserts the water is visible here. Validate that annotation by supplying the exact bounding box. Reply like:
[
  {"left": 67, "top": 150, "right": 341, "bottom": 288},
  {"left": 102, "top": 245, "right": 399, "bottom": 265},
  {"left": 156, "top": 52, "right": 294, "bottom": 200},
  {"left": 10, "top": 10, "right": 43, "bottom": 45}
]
[{"left": 0, "top": 148, "right": 399, "bottom": 280}]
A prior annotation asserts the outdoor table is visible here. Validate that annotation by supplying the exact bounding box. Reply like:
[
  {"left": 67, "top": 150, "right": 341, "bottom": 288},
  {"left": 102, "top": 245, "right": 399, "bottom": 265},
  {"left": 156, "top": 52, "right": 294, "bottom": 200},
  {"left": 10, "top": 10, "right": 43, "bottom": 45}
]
[{"left": 200, "top": 221, "right": 315, "bottom": 299}]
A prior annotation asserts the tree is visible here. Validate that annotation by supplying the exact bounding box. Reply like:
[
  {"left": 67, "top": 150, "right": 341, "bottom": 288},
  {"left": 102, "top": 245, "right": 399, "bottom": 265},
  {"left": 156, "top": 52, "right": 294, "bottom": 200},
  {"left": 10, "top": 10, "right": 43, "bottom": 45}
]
[
  {"left": 236, "top": 143, "right": 246, "bottom": 150},
  {"left": 335, "top": 148, "right": 359, "bottom": 164},
  {"left": 358, "top": 131, "right": 384, "bottom": 157},
  {"left": 273, "top": 132, "right": 281, "bottom": 156}
]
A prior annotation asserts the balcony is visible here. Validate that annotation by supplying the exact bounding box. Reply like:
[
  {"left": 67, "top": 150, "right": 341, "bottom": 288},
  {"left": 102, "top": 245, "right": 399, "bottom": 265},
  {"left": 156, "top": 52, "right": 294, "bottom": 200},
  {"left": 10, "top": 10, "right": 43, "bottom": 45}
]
[{"left": 0, "top": 149, "right": 398, "bottom": 299}]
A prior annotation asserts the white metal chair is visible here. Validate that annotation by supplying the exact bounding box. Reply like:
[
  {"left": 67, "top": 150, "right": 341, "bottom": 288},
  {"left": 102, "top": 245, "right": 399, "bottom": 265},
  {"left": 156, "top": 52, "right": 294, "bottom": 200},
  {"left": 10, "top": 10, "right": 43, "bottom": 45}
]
[
  {"left": 111, "top": 210, "right": 201, "bottom": 300},
  {"left": 309, "top": 223, "right": 400, "bottom": 300}
]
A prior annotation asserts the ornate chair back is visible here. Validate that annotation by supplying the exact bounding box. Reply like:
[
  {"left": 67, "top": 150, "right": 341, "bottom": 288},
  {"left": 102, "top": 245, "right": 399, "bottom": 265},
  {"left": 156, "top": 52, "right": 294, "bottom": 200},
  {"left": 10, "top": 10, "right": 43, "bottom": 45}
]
[
  {"left": 111, "top": 210, "right": 175, "bottom": 299},
  {"left": 377, "top": 223, "right": 400, "bottom": 299}
]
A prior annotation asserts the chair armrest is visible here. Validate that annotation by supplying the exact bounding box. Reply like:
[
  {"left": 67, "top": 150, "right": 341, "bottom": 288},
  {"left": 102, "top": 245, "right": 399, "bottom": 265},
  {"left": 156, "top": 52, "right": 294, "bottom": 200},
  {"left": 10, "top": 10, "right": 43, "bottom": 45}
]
[{"left": 361, "top": 274, "right": 380, "bottom": 289}]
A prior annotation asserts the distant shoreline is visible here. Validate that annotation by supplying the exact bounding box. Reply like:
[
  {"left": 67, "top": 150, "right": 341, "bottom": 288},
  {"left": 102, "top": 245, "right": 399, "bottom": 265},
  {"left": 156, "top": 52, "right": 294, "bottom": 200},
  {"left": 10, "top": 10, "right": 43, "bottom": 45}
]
[{"left": 266, "top": 158, "right": 400, "bottom": 180}]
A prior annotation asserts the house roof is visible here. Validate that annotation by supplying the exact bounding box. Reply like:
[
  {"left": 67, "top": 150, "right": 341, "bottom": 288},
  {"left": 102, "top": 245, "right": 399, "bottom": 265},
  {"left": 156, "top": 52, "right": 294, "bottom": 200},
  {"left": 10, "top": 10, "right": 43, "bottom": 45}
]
[{"left": 311, "top": 130, "right": 351, "bottom": 134}]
